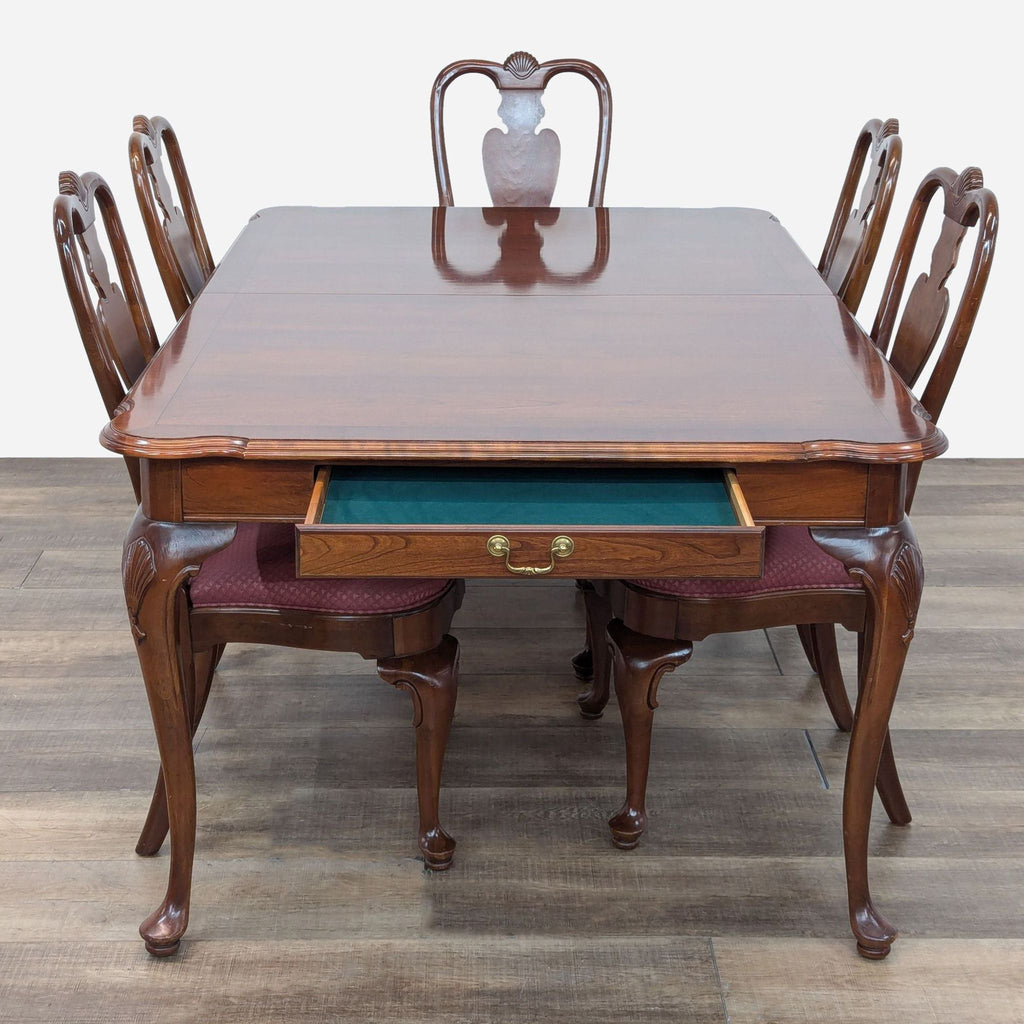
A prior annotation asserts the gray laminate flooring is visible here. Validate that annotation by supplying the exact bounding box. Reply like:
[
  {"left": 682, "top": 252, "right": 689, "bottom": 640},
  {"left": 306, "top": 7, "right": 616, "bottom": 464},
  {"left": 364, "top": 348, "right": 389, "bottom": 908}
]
[{"left": 1, "top": 458, "right": 1022, "bottom": 1023}]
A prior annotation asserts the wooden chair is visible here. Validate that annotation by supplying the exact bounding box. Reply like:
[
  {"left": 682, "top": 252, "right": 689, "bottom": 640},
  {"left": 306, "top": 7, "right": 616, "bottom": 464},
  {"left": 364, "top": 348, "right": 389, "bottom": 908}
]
[
  {"left": 818, "top": 118, "right": 902, "bottom": 315},
  {"left": 579, "top": 166, "right": 997, "bottom": 956},
  {"left": 572, "top": 120, "right": 899, "bottom": 696},
  {"left": 53, "top": 171, "right": 464, "bottom": 955},
  {"left": 129, "top": 115, "right": 215, "bottom": 319},
  {"left": 724, "top": 118, "right": 901, "bottom": 707},
  {"left": 431, "top": 51, "right": 612, "bottom": 207}
]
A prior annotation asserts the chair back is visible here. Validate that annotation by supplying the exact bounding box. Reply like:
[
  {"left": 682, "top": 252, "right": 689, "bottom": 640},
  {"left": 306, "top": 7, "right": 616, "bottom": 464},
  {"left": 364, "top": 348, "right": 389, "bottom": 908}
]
[
  {"left": 53, "top": 171, "right": 159, "bottom": 501},
  {"left": 129, "top": 115, "right": 215, "bottom": 319},
  {"left": 819, "top": 118, "right": 902, "bottom": 314},
  {"left": 868, "top": 166, "right": 998, "bottom": 506},
  {"left": 431, "top": 51, "right": 611, "bottom": 207}
]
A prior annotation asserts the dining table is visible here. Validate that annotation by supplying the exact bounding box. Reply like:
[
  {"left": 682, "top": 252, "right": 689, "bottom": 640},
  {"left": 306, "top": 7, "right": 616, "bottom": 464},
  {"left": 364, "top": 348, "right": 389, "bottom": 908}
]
[{"left": 101, "top": 203, "right": 944, "bottom": 958}]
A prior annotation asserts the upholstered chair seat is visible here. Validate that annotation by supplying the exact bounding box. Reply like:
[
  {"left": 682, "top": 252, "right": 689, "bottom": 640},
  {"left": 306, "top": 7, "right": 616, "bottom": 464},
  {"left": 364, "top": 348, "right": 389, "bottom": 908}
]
[
  {"left": 190, "top": 522, "right": 451, "bottom": 614},
  {"left": 629, "top": 526, "right": 859, "bottom": 599}
]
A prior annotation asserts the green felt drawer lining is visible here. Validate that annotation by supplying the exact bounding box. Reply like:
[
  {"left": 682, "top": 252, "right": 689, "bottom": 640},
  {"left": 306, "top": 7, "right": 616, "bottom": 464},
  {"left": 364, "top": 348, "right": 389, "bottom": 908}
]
[{"left": 320, "top": 467, "right": 739, "bottom": 527}]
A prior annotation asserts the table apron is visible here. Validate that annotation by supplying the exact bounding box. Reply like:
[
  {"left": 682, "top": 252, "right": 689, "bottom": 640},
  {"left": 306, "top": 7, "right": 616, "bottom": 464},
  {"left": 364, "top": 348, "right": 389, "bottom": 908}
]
[{"left": 140, "top": 458, "right": 908, "bottom": 530}]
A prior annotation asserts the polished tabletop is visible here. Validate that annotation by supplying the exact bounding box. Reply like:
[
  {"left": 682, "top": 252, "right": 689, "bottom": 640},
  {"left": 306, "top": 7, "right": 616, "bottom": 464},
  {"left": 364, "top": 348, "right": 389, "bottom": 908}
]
[{"left": 102, "top": 207, "right": 945, "bottom": 464}]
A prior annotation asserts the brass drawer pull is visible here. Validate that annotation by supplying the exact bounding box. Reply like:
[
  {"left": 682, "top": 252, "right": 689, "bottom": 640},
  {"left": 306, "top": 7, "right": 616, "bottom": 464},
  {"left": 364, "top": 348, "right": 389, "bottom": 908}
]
[{"left": 486, "top": 534, "right": 575, "bottom": 576}]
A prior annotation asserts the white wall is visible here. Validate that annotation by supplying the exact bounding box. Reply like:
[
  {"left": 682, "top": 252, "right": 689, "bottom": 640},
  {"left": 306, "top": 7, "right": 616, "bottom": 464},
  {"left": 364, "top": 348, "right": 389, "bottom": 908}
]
[{"left": 4, "top": 0, "right": 1019, "bottom": 456}]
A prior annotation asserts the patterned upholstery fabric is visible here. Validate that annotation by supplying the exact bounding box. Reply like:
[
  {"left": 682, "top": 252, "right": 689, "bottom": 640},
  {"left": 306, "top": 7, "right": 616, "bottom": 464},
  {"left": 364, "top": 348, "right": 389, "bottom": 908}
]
[
  {"left": 190, "top": 522, "right": 451, "bottom": 614},
  {"left": 630, "top": 525, "right": 860, "bottom": 598}
]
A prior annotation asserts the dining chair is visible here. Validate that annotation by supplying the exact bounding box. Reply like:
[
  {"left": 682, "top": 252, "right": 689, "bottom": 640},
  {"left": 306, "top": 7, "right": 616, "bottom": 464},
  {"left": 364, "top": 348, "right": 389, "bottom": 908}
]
[
  {"left": 129, "top": 115, "right": 215, "bottom": 319},
  {"left": 53, "top": 170, "right": 465, "bottom": 955},
  {"left": 574, "top": 118, "right": 902, "bottom": 715},
  {"left": 724, "top": 118, "right": 901, "bottom": 704},
  {"left": 818, "top": 118, "right": 902, "bottom": 315},
  {"left": 578, "top": 164, "right": 998, "bottom": 854},
  {"left": 431, "top": 51, "right": 612, "bottom": 207}
]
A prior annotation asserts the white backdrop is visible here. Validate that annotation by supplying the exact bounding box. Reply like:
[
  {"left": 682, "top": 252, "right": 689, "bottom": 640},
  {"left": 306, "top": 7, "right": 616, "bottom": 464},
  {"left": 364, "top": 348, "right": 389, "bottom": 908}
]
[{"left": 4, "top": 0, "right": 1018, "bottom": 456}]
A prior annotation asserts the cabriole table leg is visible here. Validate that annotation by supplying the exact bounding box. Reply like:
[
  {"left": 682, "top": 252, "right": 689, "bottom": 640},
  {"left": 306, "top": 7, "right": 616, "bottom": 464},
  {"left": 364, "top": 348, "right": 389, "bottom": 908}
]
[
  {"left": 122, "top": 511, "right": 236, "bottom": 956},
  {"left": 812, "top": 521, "right": 923, "bottom": 960}
]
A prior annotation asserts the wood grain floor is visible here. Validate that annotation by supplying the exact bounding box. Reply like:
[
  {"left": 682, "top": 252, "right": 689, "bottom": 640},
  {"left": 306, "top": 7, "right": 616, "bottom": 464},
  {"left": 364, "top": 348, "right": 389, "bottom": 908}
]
[{"left": 1, "top": 458, "right": 1022, "bottom": 1023}]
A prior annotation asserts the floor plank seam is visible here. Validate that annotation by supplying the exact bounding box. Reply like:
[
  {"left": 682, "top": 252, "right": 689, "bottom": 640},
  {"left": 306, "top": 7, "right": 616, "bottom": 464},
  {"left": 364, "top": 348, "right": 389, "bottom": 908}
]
[
  {"left": 763, "top": 628, "right": 784, "bottom": 675},
  {"left": 707, "top": 936, "right": 732, "bottom": 1023},
  {"left": 14, "top": 551, "right": 43, "bottom": 589},
  {"left": 803, "top": 730, "right": 831, "bottom": 789}
]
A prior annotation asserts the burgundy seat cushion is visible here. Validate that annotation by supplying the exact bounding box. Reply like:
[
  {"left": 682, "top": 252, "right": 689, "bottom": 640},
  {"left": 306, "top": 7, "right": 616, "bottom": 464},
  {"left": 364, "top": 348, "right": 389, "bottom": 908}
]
[
  {"left": 189, "top": 522, "right": 451, "bottom": 614},
  {"left": 630, "top": 525, "right": 860, "bottom": 599}
]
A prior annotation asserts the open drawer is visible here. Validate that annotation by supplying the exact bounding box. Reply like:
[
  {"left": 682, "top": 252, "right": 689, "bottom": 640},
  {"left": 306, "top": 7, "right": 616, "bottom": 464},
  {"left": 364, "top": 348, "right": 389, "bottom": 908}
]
[{"left": 296, "top": 466, "right": 763, "bottom": 580}]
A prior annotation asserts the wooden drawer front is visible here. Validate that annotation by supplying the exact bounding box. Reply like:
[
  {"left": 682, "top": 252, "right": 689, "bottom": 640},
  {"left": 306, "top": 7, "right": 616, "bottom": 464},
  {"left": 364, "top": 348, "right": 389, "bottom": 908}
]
[{"left": 297, "top": 467, "right": 763, "bottom": 580}]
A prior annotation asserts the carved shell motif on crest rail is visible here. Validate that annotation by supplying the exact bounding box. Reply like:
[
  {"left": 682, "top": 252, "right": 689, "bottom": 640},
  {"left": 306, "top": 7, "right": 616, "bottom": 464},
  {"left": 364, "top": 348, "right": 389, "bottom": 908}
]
[
  {"left": 58, "top": 170, "right": 90, "bottom": 207},
  {"left": 503, "top": 51, "right": 540, "bottom": 78},
  {"left": 878, "top": 118, "right": 900, "bottom": 143},
  {"left": 948, "top": 166, "right": 984, "bottom": 217}
]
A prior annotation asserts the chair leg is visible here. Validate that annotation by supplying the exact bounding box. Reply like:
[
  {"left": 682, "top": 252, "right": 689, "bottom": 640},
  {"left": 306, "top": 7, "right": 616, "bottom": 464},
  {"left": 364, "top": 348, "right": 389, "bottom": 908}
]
[
  {"left": 378, "top": 635, "right": 460, "bottom": 871},
  {"left": 571, "top": 645, "right": 594, "bottom": 682},
  {"left": 606, "top": 619, "right": 692, "bottom": 849},
  {"left": 857, "top": 632, "right": 911, "bottom": 825},
  {"left": 876, "top": 732, "right": 911, "bottom": 825},
  {"left": 571, "top": 579, "right": 594, "bottom": 682},
  {"left": 808, "top": 624, "right": 855, "bottom": 731},
  {"left": 803, "top": 625, "right": 907, "bottom": 819},
  {"left": 577, "top": 588, "right": 613, "bottom": 718},
  {"left": 136, "top": 644, "right": 222, "bottom": 856},
  {"left": 796, "top": 624, "right": 820, "bottom": 672},
  {"left": 209, "top": 642, "right": 227, "bottom": 673}
]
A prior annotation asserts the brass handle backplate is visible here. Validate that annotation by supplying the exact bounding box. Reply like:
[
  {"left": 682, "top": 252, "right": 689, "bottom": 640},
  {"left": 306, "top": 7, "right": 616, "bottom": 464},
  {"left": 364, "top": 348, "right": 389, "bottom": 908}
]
[{"left": 486, "top": 534, "right": 575, "bottom": 576}]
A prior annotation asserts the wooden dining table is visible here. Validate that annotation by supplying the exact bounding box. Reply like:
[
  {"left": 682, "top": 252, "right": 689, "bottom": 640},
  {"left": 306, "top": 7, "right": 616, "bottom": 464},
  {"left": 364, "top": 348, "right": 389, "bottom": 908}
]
[{"left": 102, "top": 204, "right": 944, "bottom": 957}]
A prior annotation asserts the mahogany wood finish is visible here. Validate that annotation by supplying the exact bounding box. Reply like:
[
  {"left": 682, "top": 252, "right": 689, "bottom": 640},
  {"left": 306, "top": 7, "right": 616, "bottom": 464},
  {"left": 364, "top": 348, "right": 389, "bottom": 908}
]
[
  {"left": 431, "top": 51, "right": 611, "bottom": 206},
  {"left": 814, "top": 163, "right": 998, "bottom": 714},
  {"left": 299, "top": 526, "right": 766, "bottom": 580},
  {"left": 818, "top": 118, "right": 902, "bottom": 315},
  {"left": 134, "top": 642, "right": 223, "bottom": 857},
  {"left": 872, "top": 168, "right": 997, "bottom": 457},
  {"left": 576, "top": 588, "right": 607, "bottom": 718},
  {"left": 797, "top": 622, "right": 852, "bottom": 729},
  {"left": 54, "top": 174, "right": 465, "bottom": 955},
  {"left": 97, "top": 198, "right": 951, "bottom": 958},
  {"left": 585, "top": 167, "right": 998, "bottom": 959},
  {"left": 53, "top": 170, "right": 158, "bottom": 500},
  {"left": 811, "top": 522, "right": 922, "bottom": 958},
  {"left": 100, "top": 208, "right": 943, "bottom": 469},
  {"left": 129, "top": 115, "right": 215, "bottom": 319},
  {"left": 121, "top": 514, "right": 235, "bottom": 955},
  {"left": 377, "top": 635, "right": 460, "bottom": 869},
  {"left": 605, "top": 619, "right": 692, "bottom": 850}
]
